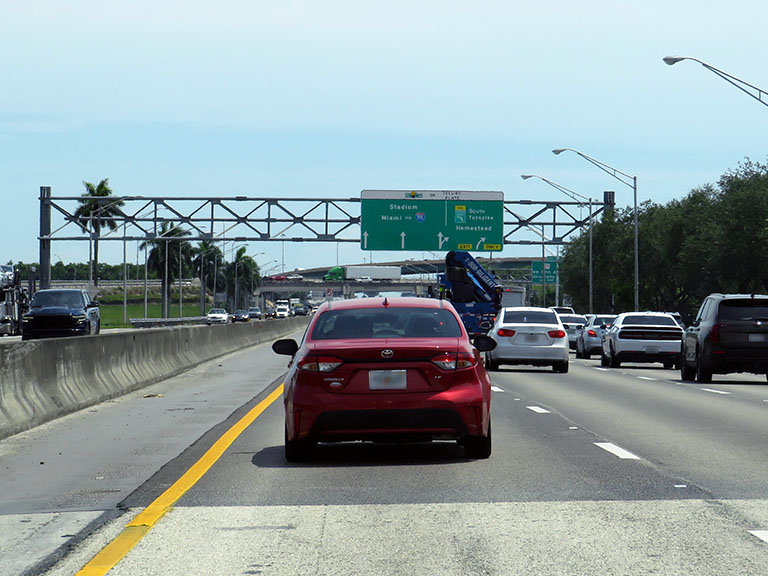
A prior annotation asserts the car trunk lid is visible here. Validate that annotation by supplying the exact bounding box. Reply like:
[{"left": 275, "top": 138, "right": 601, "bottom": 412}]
[{"left": 302, "top": 338, "right": 467, "bottom": 393}]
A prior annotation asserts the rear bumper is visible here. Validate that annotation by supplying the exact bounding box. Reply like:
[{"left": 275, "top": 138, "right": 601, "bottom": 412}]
[
  {"left": 287, "top": 382, "right": 489, "bottom": 443},
  {"left": 613, "top": 339, "right": 680, "bottom": 364},
  {"left": 614, "top": 350, "right": 680, "bottom": 364},
  {"left": 708, "top": 348, "right": 768, "bottom": 374},
  {"left": 491, "top": 344, "right": 569, "bottom": 364}
]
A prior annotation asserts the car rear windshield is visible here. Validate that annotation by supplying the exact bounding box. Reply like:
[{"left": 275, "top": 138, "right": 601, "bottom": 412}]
[
  {"left": 622, "top": 315, "right": 677, "bottom": 326},
  {"left": 30, "top": 291, "right": 84, "bottom": 308},
  {"left": 311, "top": 307, "right": 463, "bottom": 339},
  {"left": 594, "top": 315, "right": 616, "bottom": 325},
  {"left": 559, "top": 315, "right": 587, "bottom": 324},
  {"left": 718, "top": 299, "right": 768, "bottom": 321},
  {"left": 502, "top": 310, "right": 558, "bottom": 324}
]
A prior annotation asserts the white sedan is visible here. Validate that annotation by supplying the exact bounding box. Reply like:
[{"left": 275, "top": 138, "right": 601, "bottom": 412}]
[
  {"left": 485, "top": 307, "right": 570, "bottom": 373},
  {"left": 600, "top": 311, "right": 683, "bottom": 368},
  {"left": 206, "top": 308, "right": 230, "bottom": 325}
]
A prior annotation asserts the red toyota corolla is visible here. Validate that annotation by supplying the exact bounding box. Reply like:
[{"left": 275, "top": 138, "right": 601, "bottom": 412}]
[{"left": 272, "top": 296, "right": 497, "bottom": 461}]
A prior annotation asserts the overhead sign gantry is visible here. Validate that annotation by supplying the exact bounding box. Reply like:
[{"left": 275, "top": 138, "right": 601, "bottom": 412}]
[{"left": 360, "top": 190, "right": 504, "bottom": 252}]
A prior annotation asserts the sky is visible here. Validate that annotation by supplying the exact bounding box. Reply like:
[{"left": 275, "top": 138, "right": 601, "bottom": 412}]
[{"left": 2, "top": 0, "right": 767, "bottom": 274}]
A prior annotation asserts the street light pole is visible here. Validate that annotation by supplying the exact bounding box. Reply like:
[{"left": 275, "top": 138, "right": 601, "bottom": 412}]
[
  {"left": 663, "top": 56, "right": 768, "bottom": 107},
  {"left": 552, "top": 148, "right": 639, "bottom": 311},
  {"left": 521, "top": 175, "right": 594, "bottom": 313}
]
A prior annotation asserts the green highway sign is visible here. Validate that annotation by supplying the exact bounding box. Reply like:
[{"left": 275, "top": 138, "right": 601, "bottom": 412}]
[
  {"left": 531, "top": 257, "right": 558, "bottom": 284},
  {"left": 360, "top": 190, "right": 504, "bottom": 252}
]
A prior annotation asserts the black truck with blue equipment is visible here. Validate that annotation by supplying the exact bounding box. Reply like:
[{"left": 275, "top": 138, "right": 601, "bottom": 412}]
[{"left": 439, "top": 251, "right": 502, "bottom": 337}]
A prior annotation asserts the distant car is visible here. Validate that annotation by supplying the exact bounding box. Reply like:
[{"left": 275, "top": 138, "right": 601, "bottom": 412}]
[
  {"left": 267, "top": 274, "right": 288, "bottom": 282},
  {"left": 680, "top": 293, "right": 768, "bottom": 383},
  {"left": 575, "top": 314, "right": 616, "bottom": 359},
  {"left": 0, "top": 265, "right": 14, "bottom": 289},
  {"left": 232, "top": 309, "right": 250, "bottom": 322},
  {"left": 248, "top": 306, "right": 262, "bottom": 320},
  {"left": 485, "top": 307, "right": 569, "bottom": 373},
  {"left": 556, "top": 313, "right": 588, "bottom": 350},
  {"left": 286, "top": 273, "right": 304, "bottom": 281},
  {"left": 551, "top": 306, "right": 575, "bottom": 315},
  {"left": 355, "top": 276, "right": 373, "bottom": 283},
  {"left": 271, "top": 296, "right": 497, "bottom": 461},
  {"left": 275, "top": 304, "right": 291, "bottom": 319},
  {"left": 21, "top": 289, "right": 100, "bottom": 340},
  {"left": 206, "top": 308, "right": 230, "bottom": 325},
  {"left": 293, "top": 305, "right": 308, "bottom": 316},
  {"left": 264, "top": 307, "right": 276, "bottom": 319},
  {"left": 601, "top": 312, "right": 683, "bottom": 369}
]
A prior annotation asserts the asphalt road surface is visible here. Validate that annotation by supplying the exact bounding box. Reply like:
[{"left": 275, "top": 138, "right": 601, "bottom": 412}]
[{"left": 2, "top": 340, "right": 768, "bottom": 575}]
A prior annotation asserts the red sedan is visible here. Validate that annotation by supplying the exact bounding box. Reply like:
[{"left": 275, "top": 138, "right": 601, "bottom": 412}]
[{"left": 272, "top": 296, "right": 497, "bottom": 461}]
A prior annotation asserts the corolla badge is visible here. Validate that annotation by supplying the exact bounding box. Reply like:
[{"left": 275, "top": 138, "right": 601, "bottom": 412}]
[{"left": 381, "top": 349, "right": 394, "bottom": 359}]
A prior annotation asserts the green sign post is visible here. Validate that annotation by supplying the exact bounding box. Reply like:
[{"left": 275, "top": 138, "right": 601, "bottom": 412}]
[
  {"left": 360, "top": 190, "right": 504, "bottom": 252},
  {"left": 531, "top": 257, "right": 558, "bottom": 284}
]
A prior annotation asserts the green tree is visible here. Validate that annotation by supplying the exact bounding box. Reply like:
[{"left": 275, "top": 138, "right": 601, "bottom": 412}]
[
  {"left": 713, "top": 159, "right": 768, "bottom": 293},
  {"left": 139, "top": 223, "right": 192, "bottom": 317},
  {"left": 192, "top": 241, "right": 223, "bottom": 314},
  {"left": 225, "top": 246, "right": 260, "bottom": 310},
  {"left": 73, "top": 179, "right": 124, "bottom": 287}
]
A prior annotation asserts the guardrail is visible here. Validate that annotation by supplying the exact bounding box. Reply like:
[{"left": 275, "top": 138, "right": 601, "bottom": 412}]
[{"left": 0, "top": 317, "right": 309, "bottom": 440}]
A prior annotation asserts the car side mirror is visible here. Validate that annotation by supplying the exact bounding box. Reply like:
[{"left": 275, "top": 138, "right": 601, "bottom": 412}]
[
  {"left": 472, "top": 334, "right": 497, "bottom": 352},
  {"left": 272, "top": 338, "right": 299, "bottom": 356}
]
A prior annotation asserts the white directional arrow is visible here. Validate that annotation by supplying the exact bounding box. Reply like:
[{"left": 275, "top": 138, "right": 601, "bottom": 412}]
[
  {"left": 400, "top": 231, "right": 406, "bottom": 249},
  {"left": 362, "top": 231, "right": 369, "bottom": 249},
  {"left": 475, "top": 237, "right": 486, "bottom": 250},
  {"left": 438, "top": 232, "right": 449, "bottom": 249}
]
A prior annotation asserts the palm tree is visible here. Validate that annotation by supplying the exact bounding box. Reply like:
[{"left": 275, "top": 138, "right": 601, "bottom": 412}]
[
  {"left": 225, "top": 246, "right": 261, "bottom": 309},
  {"left": 139, "top": 223, "right": 192, "bottom": 318},
  {"left": 192, "top": 241, "right": 223, "bottom": 314},
  {"left": 74, "top": 179, "right": 124, "bottom": 286}
]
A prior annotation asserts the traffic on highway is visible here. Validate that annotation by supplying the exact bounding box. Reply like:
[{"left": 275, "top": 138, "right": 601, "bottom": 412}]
[{"left": 2, "top": 283, "right": 768, "bottom": 575}]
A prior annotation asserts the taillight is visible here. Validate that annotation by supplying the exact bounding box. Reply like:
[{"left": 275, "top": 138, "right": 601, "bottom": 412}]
[
  {"left": 431, "top": 352, "right": 477, "bottom": 370},
  {"left": 497, "top": 328, "right": 516, "bottom": 337},
  {"left": 297, "top": 355, "right": 343, "bottom": 372},
  {"left": 548, "top": 329, "right": 567, "bottom": 339},
  {"left": 710, "top": 324, "right": 724, "bottom": 344},
  {"left": 587, "top": 329, "right": 597, "bottom": 337}
]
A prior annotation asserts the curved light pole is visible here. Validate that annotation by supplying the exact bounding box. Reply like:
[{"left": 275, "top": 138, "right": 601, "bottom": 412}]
[
  {"left": 521, "top": 175, "right": 594, "bottom": 313},
  {"left": 663, "top": 56, "right": 768, "bottom": 107},
  {"left": 553, "top": 148, "right": 639, "bottom": 311}
]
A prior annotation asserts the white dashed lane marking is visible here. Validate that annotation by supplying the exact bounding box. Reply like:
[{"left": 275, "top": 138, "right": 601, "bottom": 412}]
[
  {"left": 750, "top": 530, "right": 768, "bottom": 544},
  {"left": 491, "top": 386, "right": 505, "bottom": 393},
  {"left": 526, "top": 406, "right": 551, "bottom": 414},
  {"left": 594, "top": 442, "right": 641, "bottom": 460},
  {"left": 701, "top": 388, "right": 731, "bottom": 395}
]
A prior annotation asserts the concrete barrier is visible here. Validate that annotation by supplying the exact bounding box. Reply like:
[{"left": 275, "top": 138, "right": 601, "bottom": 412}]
[{"left": 0, "top": 318, "right": 308, "bottom": 440}]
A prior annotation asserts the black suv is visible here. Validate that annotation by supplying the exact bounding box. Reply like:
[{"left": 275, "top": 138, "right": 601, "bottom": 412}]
[
  {"left": 21, "top": 289, "right": 100, "bottom": 340},
  {"left": 680, "top": 293, "right": 768, "bottom": 383}
]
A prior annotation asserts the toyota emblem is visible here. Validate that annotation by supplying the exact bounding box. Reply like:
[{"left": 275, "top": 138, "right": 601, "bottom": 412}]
[{"left": 381, "top": 349, "right": 394, "bottom": 359}]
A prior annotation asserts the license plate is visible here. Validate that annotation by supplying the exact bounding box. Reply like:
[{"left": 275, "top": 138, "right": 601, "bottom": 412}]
[
  {"left": 643, "top": 346, "right": 660, "bottom": 354},
  {"left": 525, "top": 334, "right": 540, "bottom": 343},
  {"left": 749, "top": 333, "right": 767, "bottom": 342},
  {"left": 369, "top": 370, "right": 407, "bottom": 390}
]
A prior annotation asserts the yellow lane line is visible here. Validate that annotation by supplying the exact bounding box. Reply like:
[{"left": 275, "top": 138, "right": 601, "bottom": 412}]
[{"left": 76, "top": 384, "right": 284, "bottom": 576}]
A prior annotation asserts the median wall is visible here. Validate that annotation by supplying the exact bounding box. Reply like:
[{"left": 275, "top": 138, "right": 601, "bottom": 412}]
[{"left": 0, "top": 318, "right": 308, "bottom": 440}]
